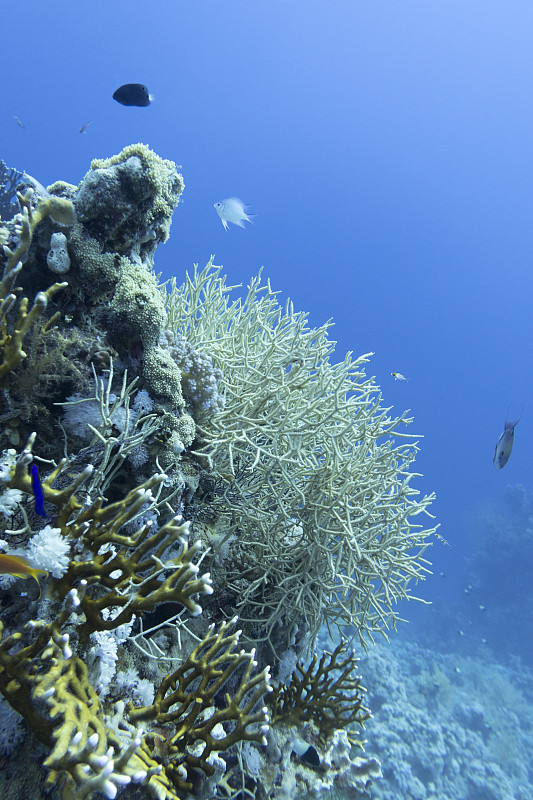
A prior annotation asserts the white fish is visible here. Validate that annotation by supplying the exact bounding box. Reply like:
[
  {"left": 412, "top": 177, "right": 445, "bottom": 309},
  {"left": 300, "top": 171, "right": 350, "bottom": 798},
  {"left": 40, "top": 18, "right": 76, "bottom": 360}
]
[
  {"left": 214, "top": 197, "right": 253, "bottom": 230},
  {"left": 391, "top": 372, "right": 408, "bottom": 382},
  {"left": 493, "top": 411, "right": 521, "bottom": 469}
]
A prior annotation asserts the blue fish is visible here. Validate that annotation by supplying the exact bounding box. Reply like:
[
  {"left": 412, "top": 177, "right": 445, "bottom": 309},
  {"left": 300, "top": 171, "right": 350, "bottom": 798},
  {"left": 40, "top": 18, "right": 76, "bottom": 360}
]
[
  {"left": 31, "top": 464, "right": 46, "bottom": 517},
  {"left": 493, "top": 412, "right": 521, "bottom": 470}
]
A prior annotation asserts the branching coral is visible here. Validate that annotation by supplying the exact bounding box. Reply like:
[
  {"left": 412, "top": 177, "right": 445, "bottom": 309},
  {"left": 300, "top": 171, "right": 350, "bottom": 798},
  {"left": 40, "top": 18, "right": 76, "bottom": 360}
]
[
  {"left": 165, "top": 262, "right": 436, "bottom": 650},
  {"left": 0, "top": 437, "right": 272, "bottom": 799},
  {"left": 268, "top": 640, "right": 370, "bottom": 745},
  {"left": 0, "top": 145, "right": 425, "bottom": 799},
  {"left": 0, "top": 603, "right": 182, "bottom": 800},
  {"left": 128, "top": 618, "right": 271, "bottom": 794},
  {"left": 0, "top": 188, "right": 75, "bottom": 382},
  {"left": 6, "top": 433, "right": 213, "bottom": 637}
]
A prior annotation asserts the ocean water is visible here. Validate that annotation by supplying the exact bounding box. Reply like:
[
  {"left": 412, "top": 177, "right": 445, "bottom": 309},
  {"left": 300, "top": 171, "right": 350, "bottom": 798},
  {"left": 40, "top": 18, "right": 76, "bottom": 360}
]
[{"left": 1, "top": 2, "right": 533, "bottom": 798}]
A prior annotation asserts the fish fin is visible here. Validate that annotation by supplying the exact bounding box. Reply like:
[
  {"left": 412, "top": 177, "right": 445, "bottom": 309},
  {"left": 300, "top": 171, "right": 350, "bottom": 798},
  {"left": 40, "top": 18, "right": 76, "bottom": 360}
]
[
  {"left": 222, "top": 219, "right": 229, "bottom": 231},
  {"left": 235, "top": 219, "right": 246, "bottom": 228}
]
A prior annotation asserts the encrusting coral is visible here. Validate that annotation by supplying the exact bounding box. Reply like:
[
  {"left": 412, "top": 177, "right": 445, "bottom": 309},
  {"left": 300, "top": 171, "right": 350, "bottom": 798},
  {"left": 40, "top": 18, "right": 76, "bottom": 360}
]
[{"left": 0, "top": 146, "right": 436, "bottom": 799}]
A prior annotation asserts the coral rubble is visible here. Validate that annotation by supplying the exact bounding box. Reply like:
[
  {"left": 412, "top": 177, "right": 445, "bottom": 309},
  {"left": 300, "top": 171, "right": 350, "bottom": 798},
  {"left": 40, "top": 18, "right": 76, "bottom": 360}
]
[{"left": 0, "top": 146, "right": 436, "bottom": 798}]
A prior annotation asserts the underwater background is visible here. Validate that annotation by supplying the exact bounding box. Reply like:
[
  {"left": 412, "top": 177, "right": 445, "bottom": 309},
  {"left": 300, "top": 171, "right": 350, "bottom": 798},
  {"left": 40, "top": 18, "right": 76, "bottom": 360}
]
[{"left": 1, "top": 2, "right": 533, "bottom": 798}]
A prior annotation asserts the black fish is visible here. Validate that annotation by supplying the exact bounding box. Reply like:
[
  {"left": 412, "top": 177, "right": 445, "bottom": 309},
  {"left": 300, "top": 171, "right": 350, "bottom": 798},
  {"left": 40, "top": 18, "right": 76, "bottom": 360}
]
[{"left": 112, "top": 83, "right": 152, "bottom": 107}]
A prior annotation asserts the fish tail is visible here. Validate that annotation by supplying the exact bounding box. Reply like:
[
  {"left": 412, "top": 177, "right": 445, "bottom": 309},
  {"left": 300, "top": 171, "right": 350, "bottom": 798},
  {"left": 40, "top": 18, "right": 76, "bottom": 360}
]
[{"left": 31, "top": 570, "right": 47, "bottom": 599}]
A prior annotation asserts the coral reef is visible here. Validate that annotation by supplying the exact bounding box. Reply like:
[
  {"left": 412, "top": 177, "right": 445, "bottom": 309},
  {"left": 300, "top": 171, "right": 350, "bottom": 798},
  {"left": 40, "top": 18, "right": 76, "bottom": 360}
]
[
  {"left": 355, "top": 633, "right": 533, "bottom": 800},
  {"left": 0, "top": 144, "right": 436, "bottom": 798}
]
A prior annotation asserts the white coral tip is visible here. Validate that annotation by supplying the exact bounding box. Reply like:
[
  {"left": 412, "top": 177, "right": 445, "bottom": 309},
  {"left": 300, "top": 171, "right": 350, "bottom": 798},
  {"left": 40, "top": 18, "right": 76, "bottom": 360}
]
[
  {"left": 103, "top": 780, "right": 117, "bottom": 799},
  {"left": 114, "top": 775, "right": 131, "bottom": 786},
  {"left": 88, "top": 732, "right": 99, "bottom": 748},
  {"left": 261, "top": 725, "right": 270, "bottom": 733},
  {"left": 102, "top": 760, "right": 114, "bottom": 776},
  {"left": 71, "top": 731, "right": 83, "bottom": 745},
  {"left": 132, "top": 771, "right": 147, "bottom": 783},
  {"left": 68, "top": 588, "right": 80, "bottom": 607},
  {"left": 41, "top": 687, "right": 55, "bottom": 699}
]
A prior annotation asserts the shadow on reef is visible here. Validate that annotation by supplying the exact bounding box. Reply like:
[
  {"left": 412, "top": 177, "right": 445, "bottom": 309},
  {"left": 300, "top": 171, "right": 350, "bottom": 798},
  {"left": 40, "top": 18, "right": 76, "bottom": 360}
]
[{"left": 0, "top": 146, "right": 435, "bottom": 799}]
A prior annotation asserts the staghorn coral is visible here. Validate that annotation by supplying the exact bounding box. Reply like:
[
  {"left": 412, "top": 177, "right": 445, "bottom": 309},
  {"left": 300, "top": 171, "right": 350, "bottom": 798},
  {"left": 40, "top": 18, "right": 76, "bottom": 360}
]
[{"left": 165, "top": 262, "right": 436, "bottom": 652}]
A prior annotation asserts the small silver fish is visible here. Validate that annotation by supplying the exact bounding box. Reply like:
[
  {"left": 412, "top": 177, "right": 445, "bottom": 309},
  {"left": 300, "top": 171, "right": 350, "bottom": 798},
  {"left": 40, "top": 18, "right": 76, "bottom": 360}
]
[
  {"left": 493, "top": 412, "right": 521, "bottom": 469},
  {"left": 13, "top": 115, "right": 25, "bottom": 129},
  {"left": 214, "top": 197, "right": 253, "bottom": 230},
  {"left": 391, "top": 371, "right": 408, "bottom": 382},
  {"left": 79, "top": 121, "right": 92, "bottom": 134}
]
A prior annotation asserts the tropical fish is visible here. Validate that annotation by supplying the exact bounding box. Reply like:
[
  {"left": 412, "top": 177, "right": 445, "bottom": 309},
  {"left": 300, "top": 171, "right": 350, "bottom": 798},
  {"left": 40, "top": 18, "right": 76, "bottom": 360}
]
[
  {"left": 493, "top": 412, "right": 521, "bottom": 469},
  {"left": 0, "top": 553, "right": 48, "bottom": 595},
  {"left": 214, "top": 198, "right": 253, "bottom": 230},
  {"left": 79, "top": 121, "right": 92, "bottom": 134},
  {"left": 31, "top": 464, "right": 46, "bottom": 517},
  {"left": 435, "top": 532, "right": 450, "bottom": 547},
  {"left": 391, "top": 372, "right": 408, "bottom": 382},
  {"left": 112, "top": 83, "right": 152, "bottom": 107},
  {"left": 13, "top": 115, "right": 25, "bottom": 129}
]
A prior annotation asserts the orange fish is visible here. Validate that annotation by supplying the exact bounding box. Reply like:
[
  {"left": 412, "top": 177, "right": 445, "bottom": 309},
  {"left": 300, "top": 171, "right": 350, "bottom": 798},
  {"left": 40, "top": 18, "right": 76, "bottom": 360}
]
[{"left": 0, "top": 553, "right": 48, "bottom": 596}]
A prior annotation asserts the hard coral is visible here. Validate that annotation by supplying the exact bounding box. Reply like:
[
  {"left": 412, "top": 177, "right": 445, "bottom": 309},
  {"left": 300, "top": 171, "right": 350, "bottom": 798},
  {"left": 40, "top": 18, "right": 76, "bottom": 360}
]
[
  {"left": 128, "top": 618, "right": 271, "bottom": 794},
  {"left": 0, "top": 189, "right": 74, "bottom": 383},
  {"left": 166, "top": 261, "right": 436, "bottom": 652},
  {"left": 268, "top": 640, "right": 370, "bottom": 745},
  {"left": 77, "top": 144, "right": 183, "bottom": 259}
]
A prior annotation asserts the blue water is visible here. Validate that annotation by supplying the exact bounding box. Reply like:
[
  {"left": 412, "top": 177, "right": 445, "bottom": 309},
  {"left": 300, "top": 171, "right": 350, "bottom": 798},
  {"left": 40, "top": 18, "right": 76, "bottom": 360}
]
[{"left": 2, "top": 2, "right": 533, "bottom": 796}]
